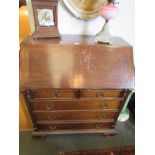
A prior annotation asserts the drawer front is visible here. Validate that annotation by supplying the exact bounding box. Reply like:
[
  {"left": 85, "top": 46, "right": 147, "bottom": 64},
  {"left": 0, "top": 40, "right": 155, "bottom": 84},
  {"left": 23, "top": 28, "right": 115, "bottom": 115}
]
[
  {"left": 31, "top": 99, "right": 121, "bottom": 111},
  {"left": 38, "top": 122, "right": 112, "bottom": 130},
  {"left": 80, "top": 90, "right": 122, "bottom": 98},
  {"left": 31, "top": 90, "right": 77, "bottom": 99},
  {"left": 34, "top": 111, "right": 117, "bottom": 121}
]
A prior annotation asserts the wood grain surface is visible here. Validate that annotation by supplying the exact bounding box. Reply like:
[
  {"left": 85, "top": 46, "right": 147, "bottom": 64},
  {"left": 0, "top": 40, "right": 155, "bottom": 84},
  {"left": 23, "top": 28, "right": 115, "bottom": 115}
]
[
  {"left": 30, "top": 99, "right": 121, "bottom": 111},
  {"left": 20, "top": 35, "right": 134, "bottom": 90}
]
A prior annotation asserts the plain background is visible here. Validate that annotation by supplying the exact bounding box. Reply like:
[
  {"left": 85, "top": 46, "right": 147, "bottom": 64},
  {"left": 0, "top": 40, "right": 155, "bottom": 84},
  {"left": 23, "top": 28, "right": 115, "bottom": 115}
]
[{"left": 0, "top": 0, "right": 155, "bottom": 155}]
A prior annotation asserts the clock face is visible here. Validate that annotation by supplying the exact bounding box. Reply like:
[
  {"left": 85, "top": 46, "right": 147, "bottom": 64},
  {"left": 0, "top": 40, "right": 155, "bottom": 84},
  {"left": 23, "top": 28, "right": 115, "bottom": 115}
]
[{"left": 37, "top": 9, "right": 54, "bottom": 27}]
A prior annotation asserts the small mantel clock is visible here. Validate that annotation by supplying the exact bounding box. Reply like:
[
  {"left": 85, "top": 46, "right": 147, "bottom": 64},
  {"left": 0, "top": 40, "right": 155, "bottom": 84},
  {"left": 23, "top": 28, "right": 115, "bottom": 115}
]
[{"left": 31, "top": 0, "right": 60, "bottom": 39}]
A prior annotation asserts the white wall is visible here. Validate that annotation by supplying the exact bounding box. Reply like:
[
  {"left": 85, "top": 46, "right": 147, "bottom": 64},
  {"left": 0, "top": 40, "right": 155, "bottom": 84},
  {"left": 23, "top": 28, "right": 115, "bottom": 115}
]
[
  {"left": 26, "top": 0, "right": 134, "bottom": 45},
  {"left": 58, "top": 0, "right": 134, "bottom": 45}
]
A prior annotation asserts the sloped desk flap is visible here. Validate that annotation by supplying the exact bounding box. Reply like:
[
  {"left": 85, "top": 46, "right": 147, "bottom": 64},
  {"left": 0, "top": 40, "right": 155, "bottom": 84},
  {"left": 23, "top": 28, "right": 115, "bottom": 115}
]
[{"left": 20, "top": 35, "right": 134, "bottom": 90}]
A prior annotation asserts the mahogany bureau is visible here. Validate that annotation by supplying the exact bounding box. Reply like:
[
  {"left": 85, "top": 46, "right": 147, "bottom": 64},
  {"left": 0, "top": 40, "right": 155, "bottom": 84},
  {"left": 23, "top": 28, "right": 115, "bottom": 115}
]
[{"left": 20, "top": 35, "right": 134, "bottom": 137}]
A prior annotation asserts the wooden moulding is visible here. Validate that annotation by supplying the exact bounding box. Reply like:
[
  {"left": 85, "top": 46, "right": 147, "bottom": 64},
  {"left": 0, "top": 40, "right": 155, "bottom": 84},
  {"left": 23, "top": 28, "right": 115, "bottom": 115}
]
[{"left": 32, "top": 128, "right": 116, "bottom": 136}]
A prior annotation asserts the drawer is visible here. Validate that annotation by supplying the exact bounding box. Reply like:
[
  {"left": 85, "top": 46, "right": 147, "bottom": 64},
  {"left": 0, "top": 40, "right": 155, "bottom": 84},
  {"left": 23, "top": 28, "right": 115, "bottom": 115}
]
[
  {"left": 80, "top": 90, "right": 123, "bottom": 98},
  {"left": 30, "top": 90, "right": 77, "bottom": 99},
  {"left": 31, "top": 99, "right": 121, "bottom": 111},
  {"left": 38, "top": 122, "right": 112, "bottom": 130},
  {"left": 34, "top": 110, "right": 117, "bottom": 121}
]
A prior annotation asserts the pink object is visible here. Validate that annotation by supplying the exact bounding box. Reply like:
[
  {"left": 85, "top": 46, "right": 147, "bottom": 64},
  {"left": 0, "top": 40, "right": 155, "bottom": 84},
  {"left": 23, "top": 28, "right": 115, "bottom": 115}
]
[{"left": 99, "top": 3, "right": 119, "bottom": 20}]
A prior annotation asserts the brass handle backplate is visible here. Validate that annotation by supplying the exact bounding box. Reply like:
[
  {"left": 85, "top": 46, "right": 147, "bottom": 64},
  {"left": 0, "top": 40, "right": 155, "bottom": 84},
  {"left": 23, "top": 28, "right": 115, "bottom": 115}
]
[
  {"left": 51, "top": 92, "right": 61, "bottom": 98},
  {"left": 98, "top": 115, "right": 105, "bottom": 119},
  {"left": 96, "top": 124, "right": 104, "bottom": 129},
  {"left": 48, "top": 115, "right": 55, "bottom": 120},
  {"left": 100, "top": 103, "right": 108, "bottom": 109},
  {"left": 56, "top": 93, "right": 61, "bottom": 97},
  {"left": 45, "top": 103, "right": 54, "bottom": 110},
  {"left": 96, "top": 93, "right": 104, "bottom": 97},
  {"left": 49, "top": 125, "right": 56, "bottom": 130}
]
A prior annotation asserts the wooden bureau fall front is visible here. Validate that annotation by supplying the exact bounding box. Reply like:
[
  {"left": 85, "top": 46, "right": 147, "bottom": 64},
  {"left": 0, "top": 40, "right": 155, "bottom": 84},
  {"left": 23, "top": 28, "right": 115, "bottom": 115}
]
[{"left": 20, "top": 35, "right": 134, "bottom": 136}]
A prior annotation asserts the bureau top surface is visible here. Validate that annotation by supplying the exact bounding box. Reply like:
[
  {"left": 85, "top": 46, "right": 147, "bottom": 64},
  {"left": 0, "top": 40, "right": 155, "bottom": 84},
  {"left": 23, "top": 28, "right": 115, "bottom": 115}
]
[
  {"left": 20, "top": 35, "right": 134, "bottom": 90},
  {"left": 21, "top": 35, "right": 131, "bottom": 46}
]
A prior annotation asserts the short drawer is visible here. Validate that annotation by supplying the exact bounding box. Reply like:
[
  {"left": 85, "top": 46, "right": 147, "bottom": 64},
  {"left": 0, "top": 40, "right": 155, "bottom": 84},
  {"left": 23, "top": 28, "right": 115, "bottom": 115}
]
[
  {"left": 34, "top": 110, "right": 117, "bottom": 121},
  {"left": 30, "top": 90, "right": 77, "bottom": 99},
  {"left": 38, "top": 122, "right": 112, "bottom": 130},
  {"left": 80, "top": 90, "right": 123, "bottom": 98},
  {"left": 31, "top": 99, "right": 121, "bottom": 111}
]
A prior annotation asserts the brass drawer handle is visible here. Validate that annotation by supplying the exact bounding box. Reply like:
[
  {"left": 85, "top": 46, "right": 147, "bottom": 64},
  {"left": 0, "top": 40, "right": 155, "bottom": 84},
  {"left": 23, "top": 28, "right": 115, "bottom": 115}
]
[
  {"left": 51, "top": 92, "right": 61, "bottom": 98},
  {"left": 49, "top": 125, "right": 56, "bottom": 130},
  {"left": 96, "top": 93, "right": 104, "bottom": 97},
  {"left": 98, "top": 115, "right": 105, "bottom": 119},
  {"left": 45, "top": 103, "right": 54, "bottom": 110},
  {"left": 100, "top": 103, "right": 108, "bottom": 109},
  {"left": 96, "top": 124, "right": 103, "bottom": 129},
  {"left": 48, "top": 115, "right": 55, "bottom": 120}
]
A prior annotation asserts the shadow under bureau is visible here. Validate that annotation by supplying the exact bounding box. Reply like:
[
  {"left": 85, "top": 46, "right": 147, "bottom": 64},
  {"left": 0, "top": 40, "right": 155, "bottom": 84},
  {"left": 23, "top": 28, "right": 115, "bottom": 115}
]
[{"left": 20, "top": 35, "right": 134, "bottom": 136}]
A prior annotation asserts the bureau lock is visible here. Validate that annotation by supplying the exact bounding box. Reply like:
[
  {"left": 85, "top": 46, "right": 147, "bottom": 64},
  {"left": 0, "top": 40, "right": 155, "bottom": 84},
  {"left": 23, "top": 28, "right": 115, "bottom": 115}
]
[{"left": 51, "top": 92, "right": 61, "bottom": 98}]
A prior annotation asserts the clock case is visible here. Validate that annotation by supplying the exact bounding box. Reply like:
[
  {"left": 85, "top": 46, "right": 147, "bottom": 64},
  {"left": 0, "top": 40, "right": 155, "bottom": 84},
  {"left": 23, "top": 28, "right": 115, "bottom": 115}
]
[{"left": 32, "top": 0, "right": 60, "bottom": 39}]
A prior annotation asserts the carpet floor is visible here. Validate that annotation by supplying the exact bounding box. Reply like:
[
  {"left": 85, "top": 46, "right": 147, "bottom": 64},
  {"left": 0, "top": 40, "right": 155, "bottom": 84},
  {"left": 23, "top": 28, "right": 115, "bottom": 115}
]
[{"left": 19, "top": 111, "right": 135, "bottom": 155}]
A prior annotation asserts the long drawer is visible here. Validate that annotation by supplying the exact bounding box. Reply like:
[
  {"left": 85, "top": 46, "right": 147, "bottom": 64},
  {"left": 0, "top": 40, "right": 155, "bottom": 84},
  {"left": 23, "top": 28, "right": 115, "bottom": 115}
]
[
  {"left": 38, "top": 122, "right": 112, "bottom": 130},
  {"left": 33, "top": 110, "right": 117, "bottom": 121},
  {"left": 31, "top": 99, "right": 121, "bottom": 111}
]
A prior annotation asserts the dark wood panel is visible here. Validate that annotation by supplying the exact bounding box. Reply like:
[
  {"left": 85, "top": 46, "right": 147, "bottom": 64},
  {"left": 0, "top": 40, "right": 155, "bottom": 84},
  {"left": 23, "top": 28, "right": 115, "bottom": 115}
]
[
  {"left": 38, "top": 122, "right": 112, "bottom": 130},
  {"left": 31, "top": 99, "right": 121, "bottom": 111},
  {"left": 20, "top": 35, "right": 134, "bottom": 90},
  {"left": 33, "top": 110, "right": 117, "bottom": 121}
]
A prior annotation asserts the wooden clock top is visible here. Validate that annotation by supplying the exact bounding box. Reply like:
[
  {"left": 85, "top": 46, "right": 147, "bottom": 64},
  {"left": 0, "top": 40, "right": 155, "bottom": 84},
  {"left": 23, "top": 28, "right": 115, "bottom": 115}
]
[{"left": 20, "top": 35, "right": 134, "bottom": 90}]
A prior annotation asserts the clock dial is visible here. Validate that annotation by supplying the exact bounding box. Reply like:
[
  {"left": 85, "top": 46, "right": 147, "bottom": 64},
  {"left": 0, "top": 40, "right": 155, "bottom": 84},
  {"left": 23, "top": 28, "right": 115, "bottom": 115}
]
[{"left": 37, "top": 9, "right": 54, "bottom": 27}]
